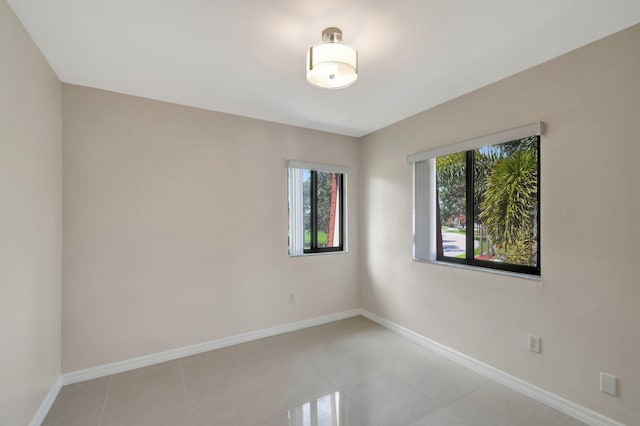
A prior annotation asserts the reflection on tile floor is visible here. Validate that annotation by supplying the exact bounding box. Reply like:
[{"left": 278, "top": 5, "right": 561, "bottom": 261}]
[
  {"left": 289, "top": 391, "right": 343, "bottom": 426},
  {"left": 43, "top": 316, "right": 586, "bottom": 426}
]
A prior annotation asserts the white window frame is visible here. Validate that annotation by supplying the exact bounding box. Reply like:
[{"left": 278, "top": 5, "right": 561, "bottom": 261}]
[{"left": 287, "top": 160, "right": 351, "bottom": 256}]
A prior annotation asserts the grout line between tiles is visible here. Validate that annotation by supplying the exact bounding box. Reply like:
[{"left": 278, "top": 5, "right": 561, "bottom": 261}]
[
  {"left": 178, "top": 360, "right": 192, "bottom": 425},
  {"left": 97, "top": 375, "right": 112, "bottom": 426},
  {"left": 388, "top": 356, "right": 494, "bottom": 422},
  {"left": 436, "top": 379, "right": 494, "bottom": 412}
]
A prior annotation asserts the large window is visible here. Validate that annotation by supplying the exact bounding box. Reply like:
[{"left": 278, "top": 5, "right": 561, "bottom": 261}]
[
  {"left": 288, "top": 161, "right": 349, "bottom": 255},
  {"left": 409, "top": 123, "right": 543, "bottom": 276}
]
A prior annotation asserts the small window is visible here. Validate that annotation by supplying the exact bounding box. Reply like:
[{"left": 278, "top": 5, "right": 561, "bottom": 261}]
[
  {"left": 288, "top": 161, "right": 349, "bottom": 256},
  {"left": 410, "top": 123, "right": 543, "bottom": 276}
]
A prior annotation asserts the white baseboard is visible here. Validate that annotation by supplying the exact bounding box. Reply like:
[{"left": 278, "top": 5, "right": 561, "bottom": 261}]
[
  {"left": 30, "top": 376, "right": 62, "bottom": 426},
  {"left": 62, "top": 308, "right": 361, "bottom": 385},
  {"left": 359, "top": 309, "right": 624, "bottom": 426}
]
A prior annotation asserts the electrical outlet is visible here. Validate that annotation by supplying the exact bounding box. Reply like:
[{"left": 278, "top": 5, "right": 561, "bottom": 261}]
[
  {"left": 289, "top": 293, "right": 295, "bottom": 304},
  {"left": 600, "top": 372, "right": 617, "bottom": 396},
  {"left": 528, "top": 334, "right": 541, "bottom": 353}
]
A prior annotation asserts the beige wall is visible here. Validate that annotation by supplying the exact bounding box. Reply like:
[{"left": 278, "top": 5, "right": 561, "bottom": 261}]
[
  {"left": 0, "top": 1, "right": 62, "bottom": 425},
  {"left": 360, "top": 24, "right": 640, "bottom": 424},
  {"left": 62, "top": 85, "right": 360, "bottom": 372},
  {"left": 4, "top": 1, "right": 638, "bottom": 422}
]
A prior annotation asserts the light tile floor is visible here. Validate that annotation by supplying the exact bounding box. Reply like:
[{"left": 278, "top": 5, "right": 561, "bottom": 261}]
[{"left": 43, "top": 316, "right": 586, "bottom": 426}]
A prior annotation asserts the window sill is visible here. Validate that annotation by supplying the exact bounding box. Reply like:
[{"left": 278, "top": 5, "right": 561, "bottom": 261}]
[
  {"left": 289, "top": 250, "right": 349, "bottom": 257},
  {"left": 413, "top": 258, "right": 541, "bottom": 282}
]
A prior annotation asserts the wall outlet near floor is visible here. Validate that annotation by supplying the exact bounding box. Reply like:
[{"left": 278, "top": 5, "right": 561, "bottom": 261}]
[
  {"left": 289, "top": 293, "right": 295, "bottom": 304},
  {"left": 600, "top": 372, "right": 618, "bottom": 397},
  {"left": 528, "top": 334, "right": 541, "bottom": 353}
]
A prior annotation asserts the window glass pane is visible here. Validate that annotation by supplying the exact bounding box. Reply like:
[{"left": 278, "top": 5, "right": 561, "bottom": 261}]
[
  {"left": 474, "top": 136, "right": 538, "bottom": 267},
  {"left": 316, "top": 171, "right": 341, "bottom": 248},
  {"left": 436, "top": 152, "right": 466, "bottom": 258},
  {"left": 302, "top": 169, "right": 311, "bottom": 250}
]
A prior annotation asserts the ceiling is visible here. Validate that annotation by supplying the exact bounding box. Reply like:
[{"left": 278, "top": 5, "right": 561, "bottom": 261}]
[{"left": 8, "top": 0, "right": 640, "bottom": 137}]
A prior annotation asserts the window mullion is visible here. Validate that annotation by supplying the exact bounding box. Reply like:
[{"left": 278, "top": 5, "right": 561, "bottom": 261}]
[
  {"left": 338, "top": 174, "right": 344, "bottom": 250},
  {"left": 311, "top": 171, "right": 318, "bottom": 250},
  {"left": 536, "top": 135, "right": 541, "bottom": 271},
  {"left": 466, "top": 150, "right": 475, "bottom": 264}
]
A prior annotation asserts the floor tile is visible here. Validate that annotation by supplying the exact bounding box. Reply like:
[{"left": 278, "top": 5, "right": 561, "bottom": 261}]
[
  {"left": 444, "top": 381, "right": 573, "bottom": 426},
  {"left": 101, "top": 401, "right": 190, "bottom": 426},
  {"left": 410, "top": 407, "right": 469, "bottom": 426},
  {"left": 188, "top": 387, "right": 288, "bottom": 426},
  {"left": 564, "top": 417, "right": 589, "bottom": 426},
  {"left": 343, "top": 373, "right": 437, "bottom": 426},
  {"left": 100, "top": 362, "right": 189, "bottom": 426},
  {"left": 42, "top": 377, "right": 110, "bottom": 426},
  {"left": 311, "top": 344, "right": 393, "bottom": 389},
  {"left": 312, "top": 338, "right": 431, "bottom": 390},
  {"left": 180, "top": 347, "right": 275, "bottom": 401},
  {"left": 263, "top": 362, "right": 338, "bottom": 409},
  {"left": 288, "top": 391, "right": 345, "bottom": 426},
  {"left": 42, "top": 317, "right": 590, "bottom": 426},
  {"left": 396, "top": 355, "right": 490, "bottom": 407}
]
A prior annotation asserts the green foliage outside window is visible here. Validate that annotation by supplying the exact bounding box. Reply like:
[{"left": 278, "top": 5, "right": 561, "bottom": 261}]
[{"left": 436, "top": 136, "right": 539, "bottom": 268}]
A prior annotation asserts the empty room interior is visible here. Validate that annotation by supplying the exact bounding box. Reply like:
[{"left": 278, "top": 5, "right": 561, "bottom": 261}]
[{"left": 2, "top": 1, "right": 640, "bottom": 425}]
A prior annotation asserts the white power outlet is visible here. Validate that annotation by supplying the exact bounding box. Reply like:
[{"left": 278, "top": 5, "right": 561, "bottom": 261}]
[
  {"left": 289, "top": 293, "right": 295, "bottom": 304},
  {"left": 528, "top": 334, "right": 541, "bottom": 353},
  {"left": 600, "top": 372, "right": 618, "bottom": 397}
]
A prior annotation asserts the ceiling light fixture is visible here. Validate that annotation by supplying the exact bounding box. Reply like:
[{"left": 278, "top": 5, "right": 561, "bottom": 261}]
[{"left": 306, "top": 27, "right": 358, "bottom": 90}]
